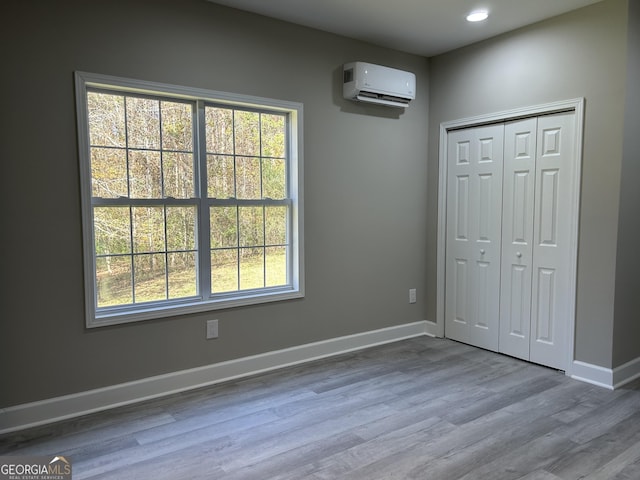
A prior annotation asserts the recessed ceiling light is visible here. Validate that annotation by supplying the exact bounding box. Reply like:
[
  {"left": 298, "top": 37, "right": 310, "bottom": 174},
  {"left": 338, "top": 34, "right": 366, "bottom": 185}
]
[{"left": 466, "top": 10, "right": 489, "bottom": 22}]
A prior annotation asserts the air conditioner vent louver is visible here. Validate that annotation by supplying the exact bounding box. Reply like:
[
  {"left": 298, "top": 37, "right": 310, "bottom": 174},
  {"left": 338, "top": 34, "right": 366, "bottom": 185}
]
[{"left": 357, "top": 91, "right": 411, "bottom": 105}]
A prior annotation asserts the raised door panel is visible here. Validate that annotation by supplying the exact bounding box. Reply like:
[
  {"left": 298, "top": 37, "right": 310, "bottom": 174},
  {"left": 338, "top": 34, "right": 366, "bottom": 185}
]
[
  {"left": 453, "top": 259, "right": 469, "bottom": 326},
  {"left": 500, "top": 118, "right": 537, "bottom": 360}
]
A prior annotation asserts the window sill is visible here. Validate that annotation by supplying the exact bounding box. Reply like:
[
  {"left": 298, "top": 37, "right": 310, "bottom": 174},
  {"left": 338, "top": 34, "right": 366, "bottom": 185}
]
[{"left": 88, "top": 288, "right": 304, "bottom": 328}]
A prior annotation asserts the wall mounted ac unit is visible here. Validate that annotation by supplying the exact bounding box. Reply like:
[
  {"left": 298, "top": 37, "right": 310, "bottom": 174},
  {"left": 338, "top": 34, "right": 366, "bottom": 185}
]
[{"left": 343, "top": 62, "right": 416, "bottom": 108}]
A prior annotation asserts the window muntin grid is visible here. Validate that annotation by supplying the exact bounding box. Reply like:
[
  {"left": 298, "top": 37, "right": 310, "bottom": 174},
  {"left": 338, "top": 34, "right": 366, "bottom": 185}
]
[
  {"left": 205, "top": 105, "right": 289, "bottom": 294},
  {"left": 88, "top": 91, "right": 199, "bottom": 309}
]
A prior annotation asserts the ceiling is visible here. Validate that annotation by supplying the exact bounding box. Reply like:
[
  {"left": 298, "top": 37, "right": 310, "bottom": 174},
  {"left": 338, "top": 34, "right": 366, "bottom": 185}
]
[{"left": 207, "top": 0, "right": 604, "bottom": 57}]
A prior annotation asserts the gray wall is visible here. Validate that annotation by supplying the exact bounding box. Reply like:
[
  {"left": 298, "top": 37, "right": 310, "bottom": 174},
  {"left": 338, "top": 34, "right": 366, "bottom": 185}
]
[
  {"left": 427, "top": 0, "right": 628, "bottom": 368},
  {"left": 2, "top": 0, "right": 635, "bottom": 410},
  {"left": 0, "top": 0, "right": 429, "bottom": 407},
  {"left": 613, "top": 0, "right": 640, "bottom": 367}
]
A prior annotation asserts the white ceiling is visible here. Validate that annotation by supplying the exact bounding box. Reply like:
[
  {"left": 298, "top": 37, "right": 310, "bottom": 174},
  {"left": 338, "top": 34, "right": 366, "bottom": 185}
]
[{"left": 207, "top": 0, "right": 604, "bottom": 57}]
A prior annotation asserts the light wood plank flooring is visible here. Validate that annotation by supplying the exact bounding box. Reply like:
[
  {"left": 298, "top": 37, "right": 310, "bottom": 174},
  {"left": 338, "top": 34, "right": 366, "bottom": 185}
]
[{"left": 2, "top": 337, "right": 640, "bottom": 479}]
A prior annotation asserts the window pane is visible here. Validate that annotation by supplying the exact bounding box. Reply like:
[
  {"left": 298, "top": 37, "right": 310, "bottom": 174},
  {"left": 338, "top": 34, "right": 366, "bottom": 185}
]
[
  {"left": 88, "top": 92, "right": 125, "bottom": 148},
  {"left": 129, "top": 150, "right": 162, "bottom": 198},
  {"left": 91, "top": 147, "right": 127, "bottom": 198},
  {"left": 206, "top": 107, "right": 233, "bottom": 154},
  {"left": 261, "top": 114, "right": 285, "bottom": 158},
  {"left": 168, "top": 251, "right": 197, "bottom": 298},
  {"left": 161, "top": 101, "right": 193, "bottom": 152},
  {"left": 210, "top": 206, "right": 237, "bottom": 248},
  {"left": 235, "top": 110, "right": 260, "bottom": 156},
  {"left": 207, "top": 154, "right": 235, "bottom": 198},
  {"left": 262, "top": 158, "right": 286, "bottom": 199},
  {"left": 127, "top": 97, "right": 160, "bottom": 149},
  {"left": 134, "top": 254, "right": 166, "bottom": 302},
  {"left": 240, "top": 247, "right": 264, "bottom": 290},
  {"left": 166, "top": 206, "right": 196, "bottom": 251},
  {"left": 236, "top": 156, "right": 261, "bottom": 199},
  {"left": 96, "top": 255, "right": 132, "bottom": 307},
  {"left": 266, "top": 246, "right": 287, "bottom": 287},
  {"left": 94, "top": 206, "right": 131, "bottom": 255},
  {"left": 132, "top": 207, "right": 165, "bottom": 253},
  {"left": 265, "top": 206, "right": 287, "bottom": 245},
  {"left": 239, "top": 206, "right": 264, "bottom": 247},
  {"left": 211, "top": 249, "right": 238, "bottom": 293},
  {"left": 164, "top": 152, "right": 194, "bottom": 199}
]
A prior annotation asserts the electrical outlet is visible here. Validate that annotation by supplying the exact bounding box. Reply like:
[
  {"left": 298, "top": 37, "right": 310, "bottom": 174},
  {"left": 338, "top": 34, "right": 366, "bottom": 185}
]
[
  {"left": 409, "top": 288, "right": 417, "bottom": 304},
  {"left": 206, "top": 319, "right": 219, "bottom": 339}
]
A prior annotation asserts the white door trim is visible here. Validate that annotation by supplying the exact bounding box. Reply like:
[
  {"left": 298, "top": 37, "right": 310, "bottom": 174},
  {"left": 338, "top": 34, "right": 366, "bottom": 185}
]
[{"left": 436, "top": 98, "right": 585, "bottom": 375}]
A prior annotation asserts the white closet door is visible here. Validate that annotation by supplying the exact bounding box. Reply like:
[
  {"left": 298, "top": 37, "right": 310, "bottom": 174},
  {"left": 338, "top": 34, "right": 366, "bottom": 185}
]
[
  {"left": 499, "top": 118, "right": 537, "bottom": 360},
  {"left": 445, "top": 124, "right": 504, "bottom": 351},
  {"left": 529, "top": 112, "right": 576, "bottom": 370},
  {"left": 445, "top": 111, "right": 577, "bottom": 371}
]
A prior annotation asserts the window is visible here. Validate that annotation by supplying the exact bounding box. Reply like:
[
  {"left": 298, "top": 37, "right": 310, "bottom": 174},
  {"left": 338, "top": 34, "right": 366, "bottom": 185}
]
[{"left": 75, "top": 72, "right": 304, "bottom": 327}]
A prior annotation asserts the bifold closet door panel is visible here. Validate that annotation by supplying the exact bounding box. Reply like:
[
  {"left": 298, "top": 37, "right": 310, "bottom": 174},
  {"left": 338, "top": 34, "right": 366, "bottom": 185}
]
[
  {"left": 445, "top": 124, "right": 504, "bottom": 351},
  {"left": 499, "top": 118, "right": 537, "bottom": 361},
  {"left": 529, "top": 111, "right": 576, "bottom": 370}
]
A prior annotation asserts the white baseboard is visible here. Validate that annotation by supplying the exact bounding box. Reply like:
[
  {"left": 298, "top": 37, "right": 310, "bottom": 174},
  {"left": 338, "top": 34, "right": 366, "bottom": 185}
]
[
  {"left": 571, "top": 361, "right": 614, "bottom": 390},
  {"left": 424, "top": 320, "right": 440, "bottom": 338},
  {"left": 613, "top": 355, "right": 640, "bottom": 389},
  {"left": 0, "top": 321, "right": 429, "bottom": 434},
  {"left": 571, "top": 355, "right": 640, "bottom": 390}
]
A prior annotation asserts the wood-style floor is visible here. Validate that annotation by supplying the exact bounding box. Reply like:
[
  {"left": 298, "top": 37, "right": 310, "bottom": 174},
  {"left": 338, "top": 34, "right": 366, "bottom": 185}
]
[{"left": 2, "top": 337, "right": 640, "bottom": 479}]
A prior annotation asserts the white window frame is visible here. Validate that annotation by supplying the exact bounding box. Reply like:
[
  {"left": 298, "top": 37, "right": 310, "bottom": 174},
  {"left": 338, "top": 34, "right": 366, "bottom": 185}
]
[{"left": 75, "top": 72, "right": 304, "bottom": 328}]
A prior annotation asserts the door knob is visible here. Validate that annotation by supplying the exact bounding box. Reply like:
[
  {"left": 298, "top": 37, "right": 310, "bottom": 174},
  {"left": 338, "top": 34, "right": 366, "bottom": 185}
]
[
  {"left": 516, "top": 252, "right": 522, "bottom": 258},
  {"left": 480, "top": 249, "right": 486, "bottom": 255}
]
